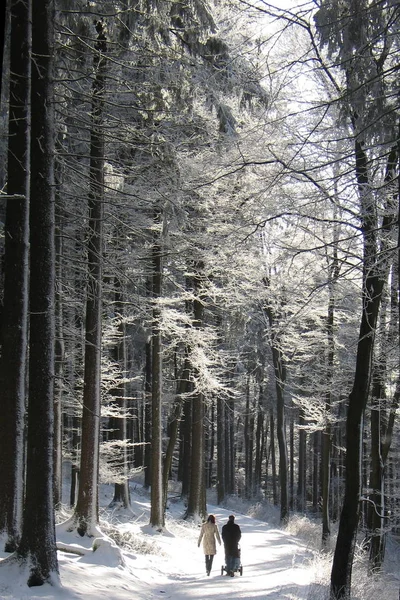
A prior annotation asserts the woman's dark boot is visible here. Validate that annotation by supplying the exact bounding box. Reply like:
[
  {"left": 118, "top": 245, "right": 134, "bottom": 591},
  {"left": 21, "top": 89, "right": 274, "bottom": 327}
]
[
  {"left": 205, "top": 556, "right": 211, "bottom": 575},
  {"left": 209, "top": 555, "right": 214, "bottom": 573}
]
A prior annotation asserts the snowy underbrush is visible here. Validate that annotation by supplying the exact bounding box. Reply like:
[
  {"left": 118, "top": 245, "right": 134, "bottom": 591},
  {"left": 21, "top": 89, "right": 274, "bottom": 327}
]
[
  {"left": 292, "top": 534, "right": 399, "bottom": 600},
  {"left": 206, "top": 488, "right": 281, "bottom": 526},
  {"left": 99, "top": 519, "right": 164, "bottom": 555},
  {"left": 286, "top": 512, "right": 400, "bottom": 600},
  {"left": 286, "top": 514, "right": 337, "bottom": 552},
  {"left": 350, "top": 541, "right": 399, "bottom": 600},
  {"left": 243, "top": 500, "right": 281, "bottom": 525}
]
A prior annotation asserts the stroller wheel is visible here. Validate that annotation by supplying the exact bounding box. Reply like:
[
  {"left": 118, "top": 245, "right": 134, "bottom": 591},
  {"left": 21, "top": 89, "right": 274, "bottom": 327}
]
[
  {"left": 239, "top": 566, "right": 243, "bottom": 576},
  {"left": 221, "top": 566, "right": 224, "bottom": 576}
]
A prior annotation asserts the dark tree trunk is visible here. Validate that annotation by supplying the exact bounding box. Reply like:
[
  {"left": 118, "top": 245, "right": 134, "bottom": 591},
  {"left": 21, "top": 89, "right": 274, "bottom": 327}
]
[
  {"left": 289, "top": 415, "right": 294, "bottom": 510},
  {"left": 0, "top": 0, "right": 30, "bottom": 553},
  {"left": 186, "top": 267, "right": 207, "bottom": 520},
  {"left": 367, "top": 365, "right": 386, "bottom": 571},
  {"left": 17, "top": 0, "right": 59, "bottom": 585},
  {"left": 70, "top": 429, "right": 79, "bottom": 510},
  {"left": 226, "top": 398, "right": 236, "bottom": 495},
  {"left": 330, "top": 139, "right": 389, "bottom": 600},
  {"left": 322, "top": 225, "right": 339, "bottom": 545},
  {"left": 273, "top": 344, "right": 288, "bottom": 523},
  {"left": 206, "top": 399, "right": 215, "bottom": 488},
  {"left": 53, "top": 201, "right": 65, "bottom": 509},
  {"left": 144, "top": 339, "right": 152, "bottom": 484},
  {"left": 254, "top": 387, "right": 264, "bottom": 497},
  {"left": 162, "top": 354, "right": 190, "bottom": 513},
  {"left": 367, "top": 284, "right": 399, "bottom": 570},
  {"left": 297, "top": 410, "right": 306, "bottom": 512},
  {"left": 186, "top": 389, "right": 206, "bottom": 519},
  {"left": 143, "top": 278, "right": 152, "bottom": 487},
  {"left": 53, "top": 318, "right": 64, "bottom": 509},
  {"left": 312, "top": 431, "right": 321, "bottom": 512},
  {"left": 69, "top": 241, "right": 84, "bottom": 508},
  {"left": 244, "top": 377, "right": 253, "bottom": 498},
  {"left": 74, "top": 22, "right": 106, "bottom": 537},
  {"left": 263, "top": 282, "right": 289, "bottom": 523},
  {"left": 367, "top": 153, "right": 399, "bottom": 571},
  {"left": 179, "top": 395, "right": 192, "bottom": 499},
  {"left": 270, "top": 410, "right": 278, "bottom": 505},
  {"left": 109, "top": 277, "right": 131, "bottom": 510},
  {"left": 217, "top": 392, "right": 226, "bottom": 504},
  {"left": 150, "top": 204, "right": 164, "bottom": 529},
  {"left": 0, "top": 0, "right": 6, "bottom": 98}
]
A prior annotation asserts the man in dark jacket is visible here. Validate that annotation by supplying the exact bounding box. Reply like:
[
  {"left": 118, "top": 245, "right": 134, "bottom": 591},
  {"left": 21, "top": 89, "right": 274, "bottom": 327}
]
[{"left": 221, "top": 514, "right": 241, "bottom": 576}]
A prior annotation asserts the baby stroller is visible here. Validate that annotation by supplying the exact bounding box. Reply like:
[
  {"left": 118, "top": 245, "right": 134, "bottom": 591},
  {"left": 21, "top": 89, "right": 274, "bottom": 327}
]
[{"left": 221, "top": 544, "right": 243, "bottom": 576}]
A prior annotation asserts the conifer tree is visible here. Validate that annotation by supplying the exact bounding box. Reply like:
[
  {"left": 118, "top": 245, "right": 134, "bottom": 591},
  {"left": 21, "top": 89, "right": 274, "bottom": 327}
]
[
  {"left": 17, "top": 0, "right": 59, "bottom": 585},
  {"left": 0, "top": 0, "right": 30, "bottom": 553}
]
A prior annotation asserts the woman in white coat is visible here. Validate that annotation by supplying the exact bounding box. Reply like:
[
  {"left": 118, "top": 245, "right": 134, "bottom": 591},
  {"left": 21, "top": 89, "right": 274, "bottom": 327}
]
[{"left": 197, "top": 514, "right": 221, "bottom": 575}]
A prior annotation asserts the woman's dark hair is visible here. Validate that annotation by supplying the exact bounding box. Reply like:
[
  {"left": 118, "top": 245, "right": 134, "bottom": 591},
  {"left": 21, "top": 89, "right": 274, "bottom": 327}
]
[{"left": 207, "top": 514, "right": 216, "bottom": 524}]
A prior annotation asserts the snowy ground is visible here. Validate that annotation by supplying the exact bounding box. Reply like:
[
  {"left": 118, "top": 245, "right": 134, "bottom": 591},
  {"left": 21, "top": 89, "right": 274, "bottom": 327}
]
[{"left": 0, "top": 481, "right": 398, "bottom": 600}]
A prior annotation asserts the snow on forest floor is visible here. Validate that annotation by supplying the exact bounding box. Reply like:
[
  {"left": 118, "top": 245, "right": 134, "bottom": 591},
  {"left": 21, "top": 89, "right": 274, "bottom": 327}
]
[{"left": 0, "top": 480, "right": 399, "bottom": 600}]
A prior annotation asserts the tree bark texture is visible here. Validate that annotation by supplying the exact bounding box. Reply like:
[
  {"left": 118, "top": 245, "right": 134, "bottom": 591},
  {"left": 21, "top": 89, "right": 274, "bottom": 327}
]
[
  {"left": 186, "top": 265, "right": 207, "bottom": 520},
  {"left": 270, "top": 410, "right": 278, "bottom": 505},
  {"left": 322, "top": 237, "right": 338, "bottom": 544},
  {"left": 330, "top": 139, "right": 389, "bottom": 599},
  {"left": 74, "top": 21, "right": 106, "bottom": 536},
  {"left": 53, "top": 201, "right": 65, "bottom": 508},
  {"left": 162, "top": 354, "right": 190, "bottom": 513},
  {"left": 297, "top": 410, "right": 306, "bottom": 513},
  {"left": 18, "top": 0, "right": 59, "bottom": 585},
  {"left": 150, "top": 205, "right": 164, "bottom": 529},
  {"left": 217, "top": 394, "right": 226, "bottom": 504},
  {"left": 0, "top": 0, "right": 30, "bottom": 552},
  {"left": 110, "top": 277, "right": 130, "bottom": 509}
]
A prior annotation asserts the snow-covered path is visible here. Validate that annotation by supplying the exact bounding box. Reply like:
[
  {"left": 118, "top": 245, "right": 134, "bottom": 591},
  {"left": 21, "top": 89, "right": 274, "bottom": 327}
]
[
  {"left": 0, "top": 496, "right": 315, "bottom": 600},
  {"left": 127, "top": 506, "right": 314, "bottom": 600}
]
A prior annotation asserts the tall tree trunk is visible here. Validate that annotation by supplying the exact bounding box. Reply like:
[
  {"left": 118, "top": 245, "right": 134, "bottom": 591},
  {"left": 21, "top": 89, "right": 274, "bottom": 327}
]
[
  {"left": 322, "top": 217, "right": 339, "bottom": 545},
  {"left": 185, "top": 265, "right": 207, "bottom": 520},
  {"left": 17, "top": 0, "right": 59, "bottom": 584},
  {"left": 0, "top": 0, "right": 30, "bottom": 553},
  {"left": 273, "top": 344, "right": 288, "bottom": 523},
  {"left": 297, "top": 410, "right": 306, "bottom": 512},
  {"left": 73, "top": 21, "right": 106, "bottom": 537},
  {"left": 270, "top": 410, "right": 278, "bottom": 505},
  {"left": 186, "top": 388, "right": 206, "bottom": 519},
  {"left": 244, "top": 376, "right": 253, "bottom": 499},
  {"left": 179, "top": 395, "right": 192, "bottom": 498},
  {"left": 312, "top": 431, "right": 320, "bottom": 512},
  {"left": 254, "top": 386, "right": 264, "bottom": 497},
  {"left": 263, "top": 279, "right": 289, "bottom": 523},
  {"left": 150, "top": 204, "right": 164, "bottom": 529},
  {"left": 70, "top": 414, "right": 80, "bottom": 508},
  {"left": 330, "top": 139, "right": 390, "bottom": 600},
  {"left": 367, "top": 360, "right": 386, "bottom": 571},
  {"left": 109, "top": 277, "right": 130, "bottom": 509},
  {"left": 226, "top": 397, "right": 236, "bottom": 495},
  {"left": 162, "top": 354, "right": 190, "bottom": 513},
  {"left": 143, "top": 278, "right": 152, "bottom": 487},
  {"left": 289, "top": 414, "right": 294, "bottom": 510},
  {"left": 367, "top": 153, "right": 399, "bottom": 571},
  {"left": 69, "top": 272, "right": 84, "bottom": 508},
  {"left": 0, "top": 0, "right": 6, "bottom": 99},
  {"left": 217, "top": 392, "right": 226, "bottom": 504},
  {"left": 53, "top": 200, "right": 64, "bottom": 509},
  {"left": 206, "top": 399, "right": 215, "bottom": 489},
  {"left": 368, "top": 264, "right": 399, "bottom": 571}
]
